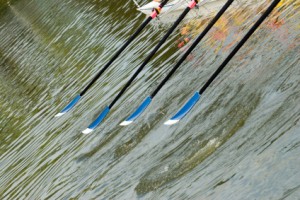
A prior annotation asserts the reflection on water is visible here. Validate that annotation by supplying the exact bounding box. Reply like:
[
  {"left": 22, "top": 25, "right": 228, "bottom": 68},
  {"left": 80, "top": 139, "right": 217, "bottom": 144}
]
[{"left": 0, "top": 0, "right": 299, "bottom": 199}]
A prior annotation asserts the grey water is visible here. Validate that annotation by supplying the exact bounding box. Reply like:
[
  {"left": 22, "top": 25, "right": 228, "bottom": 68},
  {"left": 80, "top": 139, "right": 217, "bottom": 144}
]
[{"left": 0, "top": 0, "right": 299, "bottom": 199}]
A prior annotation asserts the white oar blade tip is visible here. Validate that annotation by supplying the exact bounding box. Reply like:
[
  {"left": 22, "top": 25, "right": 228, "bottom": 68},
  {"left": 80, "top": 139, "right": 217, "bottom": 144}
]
[
  {"left": 82, "top": 128, "right": 94, "bottom": 135},
  {"left": 55, "top": 113, "right": 65, "bottom": 118},
  {"left": 120, "top": 121, "right": 133, "bottom": 126},
  {"left": 164, "top": 120, "right": 180, "bottom": 126}
]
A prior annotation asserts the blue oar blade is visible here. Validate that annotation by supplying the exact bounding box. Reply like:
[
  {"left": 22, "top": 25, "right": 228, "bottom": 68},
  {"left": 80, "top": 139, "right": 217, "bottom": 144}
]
[
  {"left": 164, "top": 92, "right": 200, "bottom": 125},
  {"left": 120, "top": 97, "right": 152, "bottom": 126},
  {"left": 82, "top": 106, "right": 110, "bottom": 134},
  {"left": 55, "top": 95, "right": 81, "bottom": 117}
]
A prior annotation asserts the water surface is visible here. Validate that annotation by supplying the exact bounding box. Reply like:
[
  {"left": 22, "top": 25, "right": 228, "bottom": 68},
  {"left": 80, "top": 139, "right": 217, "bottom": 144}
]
[{"left": 0, "top": 0, "right": 299, "bottom": 199}]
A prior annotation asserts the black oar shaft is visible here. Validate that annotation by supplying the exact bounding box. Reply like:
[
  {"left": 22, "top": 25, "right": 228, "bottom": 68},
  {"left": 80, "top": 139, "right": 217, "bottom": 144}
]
[
  {"left": 80, "top": 16, "right": 152, "bottom": 96},
  {"left": 109, "top": 6, "right": 193, "bottom": 108},
  {"left": 200, "top": 0, "right": 280, "bottom": 94},
  {"left": 80, "top": 0, "right": 170, "bottom": 96},
  {"left": 160, "top": 0, "right": 170, "bottom": 8},
  {"left": 151, "top": 0, "right": 234, "bottom": 98}
]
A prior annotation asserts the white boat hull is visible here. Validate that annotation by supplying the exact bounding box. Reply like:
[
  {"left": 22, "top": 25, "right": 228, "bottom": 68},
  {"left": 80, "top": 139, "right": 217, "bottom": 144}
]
[{"left": 137, "top": 0, "right": 188, "bottom": 16}]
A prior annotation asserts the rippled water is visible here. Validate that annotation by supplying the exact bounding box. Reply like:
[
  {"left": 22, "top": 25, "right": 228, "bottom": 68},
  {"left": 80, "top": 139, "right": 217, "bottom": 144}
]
[{"left": 0, "top": 0, "right": 299, "bottom": 199}]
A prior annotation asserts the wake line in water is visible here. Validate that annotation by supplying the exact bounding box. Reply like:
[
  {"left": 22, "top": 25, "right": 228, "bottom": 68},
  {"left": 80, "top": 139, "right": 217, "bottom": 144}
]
[{"left": 8, "top": 4, "right": 32, "bottom": 28}]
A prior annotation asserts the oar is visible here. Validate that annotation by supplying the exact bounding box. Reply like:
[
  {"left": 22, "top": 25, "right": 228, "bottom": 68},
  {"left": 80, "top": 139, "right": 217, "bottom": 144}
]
[
  {"left": 165, "top": 0, "right": 281, "bottom": 125},
  {"left": 55, "top": 0, "right": 169, "bottom": 118},
  {"left": 82, "top": 0, "right": 199, "bottom": 134},
  {"left": 120, "top": 0, "right": 234, "bottom": 126}
]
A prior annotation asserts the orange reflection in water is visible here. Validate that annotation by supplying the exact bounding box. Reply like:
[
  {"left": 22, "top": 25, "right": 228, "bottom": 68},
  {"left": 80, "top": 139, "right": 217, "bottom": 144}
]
[{"left": 176, "top": 0, "right": 297, "bottom": 56}]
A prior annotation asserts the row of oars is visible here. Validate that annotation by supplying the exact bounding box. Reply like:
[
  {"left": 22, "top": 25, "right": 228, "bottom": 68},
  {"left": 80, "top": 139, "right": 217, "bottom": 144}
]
[{"left": 55, "top": 0, "right": 281, "bottom": 134}]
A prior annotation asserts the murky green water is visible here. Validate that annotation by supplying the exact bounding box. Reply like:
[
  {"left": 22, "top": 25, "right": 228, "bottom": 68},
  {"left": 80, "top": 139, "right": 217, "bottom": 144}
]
[{"left": 0, "top": 0, "right": 299, "bottom": 199}]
